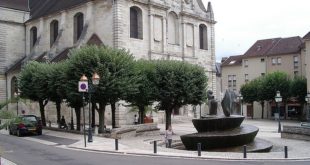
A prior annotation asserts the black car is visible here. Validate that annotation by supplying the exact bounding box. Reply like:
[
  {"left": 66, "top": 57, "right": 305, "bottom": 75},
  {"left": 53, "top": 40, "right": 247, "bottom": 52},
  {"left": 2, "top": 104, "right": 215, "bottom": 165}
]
[{"left": 9, "top": 115, "right": 42, "bottom": 136}]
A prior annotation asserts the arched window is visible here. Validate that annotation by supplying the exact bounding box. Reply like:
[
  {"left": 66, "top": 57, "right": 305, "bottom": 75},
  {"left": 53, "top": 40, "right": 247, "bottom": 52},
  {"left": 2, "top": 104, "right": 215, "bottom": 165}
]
[
  {"left": 30, "top": 26, "right": 37, "bottom": 49},
  {"left": 168, "top": 12, "right": 179, "bottom": 44},
  {"left": 50, "top": 20, "right": 59, "bottom": 47},
  {"left": 11, "top": 76, "right": 18, "bottom": 99},
  {"left": 74, "top": 12, "right": 84, "bottom": 43},
  {"left": 130, "top": 6, "right": 143, "bottom": 39},
  {"left": 199, "top": 24, "right": 208, "bottom": 50}
]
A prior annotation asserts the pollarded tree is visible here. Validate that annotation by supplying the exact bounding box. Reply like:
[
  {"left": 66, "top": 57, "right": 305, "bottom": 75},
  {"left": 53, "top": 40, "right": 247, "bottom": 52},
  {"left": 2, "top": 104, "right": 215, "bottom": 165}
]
[
  {"left": 125, "top": 60, "right": 156, "bottom": 124},
  {"left": 47, "top": 62, "right": 68, "bottom": 127},
  {"left": 153, "top": 60, "right": 208, "bottom": 130},
  {"left": 65, "top": 46, "right": 100, "bottom": 131},
  {"left": 289, "top": 76, "right": 307, "bottom": 120},
  {"left": 261, "top": 71, "right": 290, "bottom": 118},
  {"left": 18, "top": 61, "right": 50, "bottom": 126},
  {"left": 96, "top": 46, "right": 138, "bottom": 129}
]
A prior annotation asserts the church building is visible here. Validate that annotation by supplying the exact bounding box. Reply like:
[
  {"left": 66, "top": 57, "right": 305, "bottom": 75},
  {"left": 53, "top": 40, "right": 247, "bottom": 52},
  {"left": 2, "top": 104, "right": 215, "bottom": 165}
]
[{"left": 0, "top": 0, "right": 216, "bottom": 125}]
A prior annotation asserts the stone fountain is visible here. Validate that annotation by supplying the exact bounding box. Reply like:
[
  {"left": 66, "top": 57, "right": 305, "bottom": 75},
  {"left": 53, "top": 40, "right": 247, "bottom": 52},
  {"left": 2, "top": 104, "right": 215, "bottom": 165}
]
[{"left": 180, "top": 90, "right": 272, "bottom": 152}]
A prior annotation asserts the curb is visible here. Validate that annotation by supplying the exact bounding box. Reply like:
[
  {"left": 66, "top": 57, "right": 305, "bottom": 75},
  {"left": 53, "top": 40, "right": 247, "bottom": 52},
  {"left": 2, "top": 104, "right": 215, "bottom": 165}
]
[{"left": 67, "top": 146, "right": 310, "bottom": 161}]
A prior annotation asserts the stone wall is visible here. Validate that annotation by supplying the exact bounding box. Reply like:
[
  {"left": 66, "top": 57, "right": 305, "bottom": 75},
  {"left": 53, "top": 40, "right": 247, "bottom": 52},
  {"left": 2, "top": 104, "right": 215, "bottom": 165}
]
[{"left": 281, "top": 125, "right": 310, "bottom": 141}]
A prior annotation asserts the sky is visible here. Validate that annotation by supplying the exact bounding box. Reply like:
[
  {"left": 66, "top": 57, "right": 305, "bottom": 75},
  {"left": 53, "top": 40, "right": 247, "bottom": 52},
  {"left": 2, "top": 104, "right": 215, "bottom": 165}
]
[{"left": 202, "top": 0, "right": 310, "bottom": 62}]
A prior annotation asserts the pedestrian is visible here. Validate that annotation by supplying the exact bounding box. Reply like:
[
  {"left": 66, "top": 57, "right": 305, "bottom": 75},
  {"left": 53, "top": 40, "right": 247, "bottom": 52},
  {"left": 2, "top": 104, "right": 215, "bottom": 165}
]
[
  {"left": 60, "top": 116, "right": 67, "bottom": 129},
  {"left": 134, "top": 114, "right": 138, "bottom": 125},
  {"left": 165, "top": 125, "right": 174, "bottom": 148}
]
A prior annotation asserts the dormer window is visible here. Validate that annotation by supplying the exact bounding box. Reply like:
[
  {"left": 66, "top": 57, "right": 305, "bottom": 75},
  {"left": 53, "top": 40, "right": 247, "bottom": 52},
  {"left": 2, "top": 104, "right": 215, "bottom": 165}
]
[{"left": 257, "top": 45, "right": 262, "bottom": 51}]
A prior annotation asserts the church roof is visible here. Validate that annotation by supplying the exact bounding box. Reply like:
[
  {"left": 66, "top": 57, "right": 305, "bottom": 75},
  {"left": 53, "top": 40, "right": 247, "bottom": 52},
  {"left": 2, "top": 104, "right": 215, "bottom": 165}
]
[
  {"left": 50, "top": 48, "right": 73, "bottom": 63},
  {"left": 0, "top": 0, "right": 29, "bottom": 11},
  {"left": 5, "top": 56, "right": 26, "bottom": 74},
  {"left": 28, "top": 0, "right": 92, "bottom": 21}
]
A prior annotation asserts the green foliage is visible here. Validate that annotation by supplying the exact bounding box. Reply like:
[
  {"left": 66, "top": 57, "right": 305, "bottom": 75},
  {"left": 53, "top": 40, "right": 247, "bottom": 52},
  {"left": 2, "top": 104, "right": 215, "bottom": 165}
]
[
  {"left": 261, "top": 71, "right": 291, "bottom": 101},
  {"left": 0, "top": 110, "right": 16, "bottom": 130},
  {"left": 290, "top": 76, "right": 307, "bottom": 103},
  {"left": 153, "top": 60, "right": 208, "bottom": 110},
  {"left": 152, "top": 60, "right": 208, "bottom": 129}
]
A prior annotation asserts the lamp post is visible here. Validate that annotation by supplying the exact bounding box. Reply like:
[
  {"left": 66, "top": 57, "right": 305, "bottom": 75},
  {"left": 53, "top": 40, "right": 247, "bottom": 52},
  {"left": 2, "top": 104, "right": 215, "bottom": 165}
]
[
  {"left": 79, "top": 74, "right": 88, "bottom": 147},
  {"left": 237, "top": 94, "right": 243, "bottom": 116},
  {"left": 275, "top": 91, "right": 282, "bottom": 133},
  {"left": 305, "top": 92, "right": 310, "bottom": 121},
  {"left": 14, "top": 92, "right": 19, "bottom": 116},
  {"left": 87, "top": 72, "right": 100, "bottom": 142},
  {"left": 79, "top": 73, "right": 100, "bottom": 143}
]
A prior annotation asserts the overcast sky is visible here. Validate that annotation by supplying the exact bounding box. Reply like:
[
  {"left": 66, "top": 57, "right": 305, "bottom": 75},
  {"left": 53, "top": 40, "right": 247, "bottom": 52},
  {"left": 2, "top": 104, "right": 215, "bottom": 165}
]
[{"left": 202, "top": 0, "right": 310, "bottom": 62}]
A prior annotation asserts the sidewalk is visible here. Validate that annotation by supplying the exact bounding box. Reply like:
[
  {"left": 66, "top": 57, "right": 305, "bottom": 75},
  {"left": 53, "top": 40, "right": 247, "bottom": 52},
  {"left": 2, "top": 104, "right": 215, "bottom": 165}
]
[
  {"left": 2, "top": 119, "right": 310, "bottom": 160},
  {"left": 50, "top": 118, "right": 310, "bottom": 160}
]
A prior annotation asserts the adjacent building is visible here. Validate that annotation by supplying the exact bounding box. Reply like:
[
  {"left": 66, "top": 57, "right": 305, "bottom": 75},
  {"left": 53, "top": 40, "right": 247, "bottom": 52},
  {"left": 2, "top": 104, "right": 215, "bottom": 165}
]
[{"left": 221, "top": 35, "right": 306, "bottom": 119}]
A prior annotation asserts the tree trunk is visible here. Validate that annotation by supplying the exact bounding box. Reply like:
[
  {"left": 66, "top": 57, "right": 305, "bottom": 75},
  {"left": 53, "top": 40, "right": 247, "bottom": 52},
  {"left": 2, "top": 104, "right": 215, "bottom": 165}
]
[
  {"left": 56, "top": 100, "right": 61, "bottom": 128},
  {"left": 111, "top": 103, "right": 116, "bottom": 128},
  {"left": 165, "top": 109, "right": 172, "bottom": 130},
  {"left": 97, "top": 102, "right": 106, "bottom": 134},
  {"left": 138, "top": 106, "right": 145, "bottom": 124},
  {"left": 39, "top": 100, "right": 46, "bottom": 126},
  {"left": 91, "top": 102, "right": 96, "bottom": 128},
  {"left": 74, "top": 107, "right": 81, "bottom": 131},
  {"left": 261, "top": 101, "right": 265, "bottom": 119}
]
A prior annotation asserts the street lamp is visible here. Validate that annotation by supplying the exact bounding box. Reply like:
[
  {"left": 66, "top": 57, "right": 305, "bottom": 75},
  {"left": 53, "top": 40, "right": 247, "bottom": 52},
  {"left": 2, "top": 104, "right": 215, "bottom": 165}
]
[
  {"left": 78, "top": 74, "right": 88, "bottom": 147},
  {"left": 237, "top": 94, "right": 243, "bottom": 116},
  {"left": 87, "top": 72, "right": 100, "bottom": 142},
  {"left": 305, "top": 92, "right": 310, "bottom": 121},
  {"left": 275, "top": 91, "right": 282, "bottom": 133},
  {"left": 14, "top": 92, "right": 19, "bottom": 116}
]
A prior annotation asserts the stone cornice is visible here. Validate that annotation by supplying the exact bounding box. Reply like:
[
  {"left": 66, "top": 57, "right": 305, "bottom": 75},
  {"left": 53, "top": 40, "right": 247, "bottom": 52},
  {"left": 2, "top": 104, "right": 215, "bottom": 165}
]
[{"left": 180, "top": 11, "right": 216, "bottom": 24}]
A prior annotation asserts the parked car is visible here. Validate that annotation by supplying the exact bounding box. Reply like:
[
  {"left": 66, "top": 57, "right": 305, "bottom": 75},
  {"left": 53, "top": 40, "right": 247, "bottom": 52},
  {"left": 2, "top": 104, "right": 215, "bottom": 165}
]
[{"left": 9, "top": 115, "right": 42, "bottom": 137}]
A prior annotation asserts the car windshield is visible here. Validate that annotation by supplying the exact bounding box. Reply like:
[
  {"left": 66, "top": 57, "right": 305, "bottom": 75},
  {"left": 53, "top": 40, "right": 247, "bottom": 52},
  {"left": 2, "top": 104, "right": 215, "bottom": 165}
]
[{"left": 22, "top": 116, "right": 37, "bottom": 122}]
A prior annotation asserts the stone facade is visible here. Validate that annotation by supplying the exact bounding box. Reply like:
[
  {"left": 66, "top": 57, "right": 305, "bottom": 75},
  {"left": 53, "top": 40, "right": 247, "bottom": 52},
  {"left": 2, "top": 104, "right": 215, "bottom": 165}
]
[{"left": 0, "top": 0, "right": 216, "bottom": 126}]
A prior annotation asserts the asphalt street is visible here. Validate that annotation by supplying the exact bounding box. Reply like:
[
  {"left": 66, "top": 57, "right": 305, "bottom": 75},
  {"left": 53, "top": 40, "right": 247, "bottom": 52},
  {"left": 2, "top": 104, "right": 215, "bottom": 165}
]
[{"left": 1, "top": 134, "right": 310, "bottom": 165}]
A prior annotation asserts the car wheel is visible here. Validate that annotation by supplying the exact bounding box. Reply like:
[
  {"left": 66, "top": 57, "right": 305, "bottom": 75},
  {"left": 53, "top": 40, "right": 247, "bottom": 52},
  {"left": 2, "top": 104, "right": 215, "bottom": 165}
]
[
  {"left": 17, "top": 130, "right": 22, "bottom": 137},
  {"left": 37, "top": 130, "right": 42, "bottom": 135}
]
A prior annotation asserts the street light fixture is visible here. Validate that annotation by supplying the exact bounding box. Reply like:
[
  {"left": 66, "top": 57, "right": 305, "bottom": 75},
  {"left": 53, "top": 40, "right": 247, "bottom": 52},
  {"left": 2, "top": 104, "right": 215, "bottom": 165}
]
[
  {"left": 305, "top": 92, "right": 310, "bottom": 121},
  {"left": 14, "top": 92, "right": 19, "bottom": 116},
  {"left": 275, "top": 91, "right": 282, "bottom": 133},
  {"left": 78, "top": 72, "right": 100, "bottom": 144},
  {"left": 237, "top": 94, "right": 243, "bottom": 116}
]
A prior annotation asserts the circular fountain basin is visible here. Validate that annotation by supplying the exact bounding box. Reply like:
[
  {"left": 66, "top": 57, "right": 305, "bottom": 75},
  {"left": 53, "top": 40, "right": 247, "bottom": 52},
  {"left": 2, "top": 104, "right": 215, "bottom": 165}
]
[
  {"left": 180, "top": 124, "right": 259, "bottom": 150},
  {"left": 193, "top": 115, "right": 245, "bottom": 132}
]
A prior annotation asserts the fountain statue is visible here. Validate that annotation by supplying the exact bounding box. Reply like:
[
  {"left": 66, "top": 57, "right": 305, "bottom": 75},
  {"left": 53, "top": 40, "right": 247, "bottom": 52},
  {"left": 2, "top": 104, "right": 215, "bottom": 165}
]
[{"left": 180, "top": 90, "right": 272, "bottom": 152}]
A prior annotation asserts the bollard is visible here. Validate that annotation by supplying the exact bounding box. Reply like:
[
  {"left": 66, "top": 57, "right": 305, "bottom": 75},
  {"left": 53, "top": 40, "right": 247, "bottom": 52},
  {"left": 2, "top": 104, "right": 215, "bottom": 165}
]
[
  {"left": 197, "top": 143, "right": 201, "bottom": 156},
  {"left": 243, "top": 145, "right": 247, "bottom": 158},
  {"left": 153, "top": 141, "right": 157, "bottom": 154},
  {"left": 115, "top": 139, "right": 118, "bottom": 151},
  {"left": 284, "top": 146, "right": 288, "bottom": 158}
]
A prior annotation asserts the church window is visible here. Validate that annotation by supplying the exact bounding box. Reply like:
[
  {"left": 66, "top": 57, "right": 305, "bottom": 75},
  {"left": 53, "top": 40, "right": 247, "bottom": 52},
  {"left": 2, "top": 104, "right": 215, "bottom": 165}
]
[
  {"left": 199, "top": 24, "right": 208, "bottom": 50},
  {"left": 30, "top": 26, "right": 37, "bottom": 49},
  {"left": 50, "top": 20, "right": 59, "bottom": 47},
  {"left": 11, "top": 76, "right": 18, "bottom": 99},
  {"left": 168, "top": 12, "right": 179, "bottom": 44},
  {"left": 74, "top": 12, "right": 84, "bottom": 43},
  {"left": 130, "top": 6, "right": 143, "bottom": 39}
]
